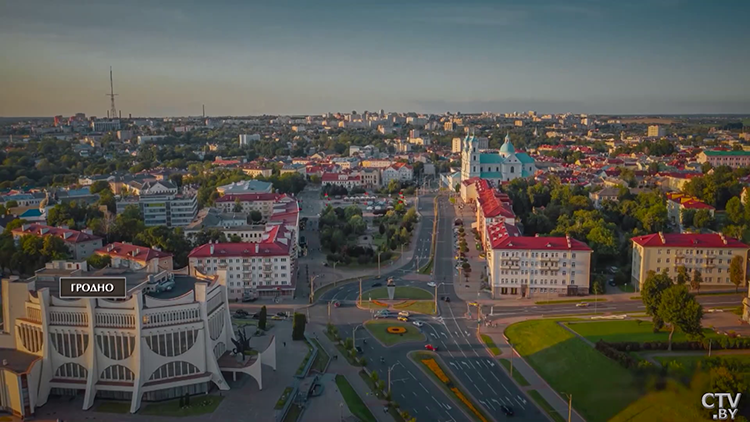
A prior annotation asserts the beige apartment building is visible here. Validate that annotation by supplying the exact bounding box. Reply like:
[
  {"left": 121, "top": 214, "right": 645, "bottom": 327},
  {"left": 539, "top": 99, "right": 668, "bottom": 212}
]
[{"left": 631, "top": 233, "right": 750, "bottom": 290}]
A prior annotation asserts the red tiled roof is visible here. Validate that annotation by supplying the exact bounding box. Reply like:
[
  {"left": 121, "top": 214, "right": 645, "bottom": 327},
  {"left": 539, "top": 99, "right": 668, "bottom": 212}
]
[
  {"left": 321, "top": 172, "right": 361, "bottom": 182},
  {"left": 665, "top": 192, "right": 714, "bottom": 210},
  {"left": 476, "top": 182, "right": 515, "bottom": 219},
  {"left": 12, "top": 224, "right": 101, "bottom": 244},
  {"left": 631, "top": 233, "right": 748, "bottom": 248},
  {"left": 95, "top": 242, "right": 172, "bottom": 262},
  {"left": 188, "top": 239, "right": 290, "bottom": 258},
  {"left": 486, "top": 222, "right": 590, "bottom": 251}
]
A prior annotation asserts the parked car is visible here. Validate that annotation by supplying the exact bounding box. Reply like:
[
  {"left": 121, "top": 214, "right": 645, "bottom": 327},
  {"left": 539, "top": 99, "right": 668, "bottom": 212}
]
[
  {"left": 234, "top": 309, "right": 249, "bottom": 319},
  {"left": 397, "top": 316, "right": 409, "bottom": 322},
  {"left": 427, "top": 282, "right": 436, "bottom": 287},
  {"left": 425, "top": 344, "right": 438, "bottom": 351},
  {"left": 441, "top": 296, "right": 451, "bottom": 302},
  {"left": 372, "top": 282, "right": 383, "bottom": 287},
  {"left": 270, "top": 315, "right": 284, "bottom": 320},
  {"left": 412, "top": 321, "right": 424, "bottom": 327},
  {"left": 501, "top": 405, "right": 514, "bottom": 416},
  {"left": 242, "top": 296, "right": 257, "bottom": 302},
  {"left": 398, "top": 311, "right": 410, "bottom": 317},
  {"left": 575, "top": 302, "right": 590, "bottom": 308}
]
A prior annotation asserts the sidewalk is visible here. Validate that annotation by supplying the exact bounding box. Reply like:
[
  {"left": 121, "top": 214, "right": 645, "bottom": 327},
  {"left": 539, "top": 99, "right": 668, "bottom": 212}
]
[
  {"left": 480, "top": 324, "right": 586, "bottom": 422},
  {"left": 312, "top": 323, "right": 392, "bottom": 422}
]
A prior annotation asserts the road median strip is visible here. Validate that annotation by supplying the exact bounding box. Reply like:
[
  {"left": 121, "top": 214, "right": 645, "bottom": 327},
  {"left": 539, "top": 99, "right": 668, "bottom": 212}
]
[
  {"left": 534, "top": 298, "right": 608, "bottom": 305},
  {"left": 409, "top": 351, "right": 493, "bottom": 422}
]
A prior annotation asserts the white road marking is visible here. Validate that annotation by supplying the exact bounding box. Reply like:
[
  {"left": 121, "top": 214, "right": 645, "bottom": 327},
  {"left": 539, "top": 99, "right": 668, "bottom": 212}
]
[{"left": 503, "top": 384, "right": 511, "bottom": 395}]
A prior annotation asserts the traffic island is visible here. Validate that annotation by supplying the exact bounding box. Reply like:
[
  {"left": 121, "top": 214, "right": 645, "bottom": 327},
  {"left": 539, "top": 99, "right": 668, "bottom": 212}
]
[{"left": 364, "top": 320, "right": 425, "bottom": 346}]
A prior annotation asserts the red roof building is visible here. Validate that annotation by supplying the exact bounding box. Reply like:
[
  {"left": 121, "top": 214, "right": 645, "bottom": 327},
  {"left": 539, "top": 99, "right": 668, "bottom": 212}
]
[
  {"left": 11, "top": 223, "right": 103, "bottom": 260},
  {"left": 95, "top": 242, "right": 174, "bottom": 272}
]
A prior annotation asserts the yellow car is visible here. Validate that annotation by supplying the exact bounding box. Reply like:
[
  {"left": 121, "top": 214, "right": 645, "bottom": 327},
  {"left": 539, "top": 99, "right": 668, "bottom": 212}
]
[{"left": 397, "top": 316, "right": 409, "bottom": 322}]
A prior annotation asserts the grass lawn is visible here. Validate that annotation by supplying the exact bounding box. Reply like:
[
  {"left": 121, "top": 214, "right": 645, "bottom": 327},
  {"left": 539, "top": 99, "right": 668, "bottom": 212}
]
[
  {"left": 96, "top": 401, "right": 131, "bottom": 413},
  {"left": 275, "top": 387, "right": 294, "bottom": 410},
  {"left": 566, "top": 320, "right": 721, "bottom": 343},
  {"left": 310, "top": 338, "right": 330, "bottom": 373},
  {"left": 364, "top": 286, "right": 433, "bottom": 300},
  {"left": 232, "top": 318, "right": 258, "bottom": 327},
  {"left": 527, "top": 390, "right": 565, "bottom": 422},
  {"left": 609, "top": 382, "right": 707, "bottom": 422},
  {"left": 535, "top": 298, "right": 607, "bottom": 305},
  {"left": 418, "top": 257, "right": 434, "bottom": 274},
  {"left": 479, "top": 334, "right": 500, "bottom": 356},
  {"left": 505, "top": 319, "right": 640, "bottom": 422},
  {"left": 411, "top": 351, "right": 492, "bottom": 422},
  {"left": 141, "top": 395, "right": 224, "bottom": 416},
  {"left": 393, "top": 300, "right": 435, "bottom": 314},
  {"left": 282, "top": 403, "right": 302, "bottom": 422},
  {"left": 359, "top": 369, "right": 385, "bottom": 399},
  {"left": 498, "top": 358, "right": 530, "bottom": 386},
  {"left": 365, "top": 320, "right": 425, "bottom": 346},
  {"left": 617, "top": 284, "right": 636, "bottom": 293},
  {"left": 653, "top": 353, "right": 750, "bottom": 372},
  {"left": 335, "top": 375, "right": 377, "bottom": 422}
]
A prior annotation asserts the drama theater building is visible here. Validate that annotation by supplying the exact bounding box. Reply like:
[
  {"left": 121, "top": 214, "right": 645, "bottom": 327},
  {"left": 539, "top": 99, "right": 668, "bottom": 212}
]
[{"left": 0, "top": 269, "right": 276, "bottom": 418}]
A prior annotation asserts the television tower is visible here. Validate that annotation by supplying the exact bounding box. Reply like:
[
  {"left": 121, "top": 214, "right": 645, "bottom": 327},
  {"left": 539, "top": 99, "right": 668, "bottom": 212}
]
[{"left": 106, "top": 66, "right": 118, "bottom": 119}]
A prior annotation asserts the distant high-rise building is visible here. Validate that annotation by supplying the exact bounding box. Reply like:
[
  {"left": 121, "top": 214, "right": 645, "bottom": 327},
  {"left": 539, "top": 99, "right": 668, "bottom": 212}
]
[
  {"left": 239, "top": 134, "right": 261, "bottom": 146},
  {"left": 647, "top": 125, "right": 666, "bottom": 138}
]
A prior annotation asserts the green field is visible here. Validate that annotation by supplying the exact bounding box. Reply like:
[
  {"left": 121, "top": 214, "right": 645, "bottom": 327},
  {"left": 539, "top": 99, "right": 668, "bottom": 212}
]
[
  {"left": 480, "top": 334, "right": 500, "bottom": 356},
  {"left": 141, "top": 395, "right": 224, "bottom": 416},
  {"left": 567, "top": 320, "right": 720, "bottom": 343},
  {"left": 335, "top": 375, "right": 377, "bottom": 422},
  {"left": 364, "top": 320, "right": 425, "bottom": 346},
  {"left": 363, "top": 286, "right": 433, "bottom": 300},
  {"left": 393, "top": 300, "right": 436, "bottom": 314},
  {"left": 527, "top": 390, "right": 565, "bottom": 422},
  {"left": 505, "top": 319, "right": 639, "bottom": 422},
  {"left": 608, "top": 383, "right": 707, "bottom": 422},
  {"left": 498, "top": 358, "right": 530, "bottom": 386}
]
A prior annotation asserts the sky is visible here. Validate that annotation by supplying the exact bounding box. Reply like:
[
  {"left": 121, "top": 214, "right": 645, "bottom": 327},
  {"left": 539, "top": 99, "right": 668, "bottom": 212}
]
[{"left": 1, "top": 0, "right": 749, "bottom": 117}]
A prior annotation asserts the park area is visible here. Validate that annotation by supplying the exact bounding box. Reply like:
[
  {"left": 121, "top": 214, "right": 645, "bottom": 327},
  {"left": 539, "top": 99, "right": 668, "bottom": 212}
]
[
  {"left": 364, "top": 320, "right": 424, "bottom": 346},
  {"left": 566, "top": 320, "right": 721, "bottom": 343},
  {"left": 503, "top": 319, "right": 735, "bottom": 422}
]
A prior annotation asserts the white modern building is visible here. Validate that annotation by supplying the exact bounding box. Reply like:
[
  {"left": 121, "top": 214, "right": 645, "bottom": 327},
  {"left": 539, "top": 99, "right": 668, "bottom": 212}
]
[
  {"left": 382, "top": 163, "right": 413, "bottom": 184},
  {"left": 0, "top": 268, "right": 276, "bottom": 417},
  {"left": 238, "top": 134, "right": 261, "bottom": 146},
  {"left": 116, "top": 192, "right": 198, "bottom": 228},
  {"left": 90, "top": 120, "right": 121, "bottom": 132}
]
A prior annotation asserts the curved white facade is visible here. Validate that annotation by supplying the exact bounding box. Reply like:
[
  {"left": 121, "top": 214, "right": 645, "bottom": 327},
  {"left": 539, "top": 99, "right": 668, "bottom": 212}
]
[{"left": 0, "top": 274, "right": 253, "bottom": 415}]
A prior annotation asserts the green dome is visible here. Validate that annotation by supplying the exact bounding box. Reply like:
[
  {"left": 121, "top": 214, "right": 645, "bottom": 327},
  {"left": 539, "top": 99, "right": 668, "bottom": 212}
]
[{"left": 499, "top": 137, "right": 515, "bottom": 154}]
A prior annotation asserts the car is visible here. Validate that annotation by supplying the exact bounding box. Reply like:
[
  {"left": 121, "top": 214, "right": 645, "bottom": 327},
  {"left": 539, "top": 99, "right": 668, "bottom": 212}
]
[
  {"left": 234, "top": 309, "right": 249, "bottom": 318},
  {"left": 276, "top": 312, "right": 287, "bottom": 317},
  {"left": 372, "top": 282, "right": 383, "bottom": 287},
  {"left": 425, "top": 344, "right": 438, "bottom": 351},
  {"left": 397, "top": 316, "right": 408, "bottom": 322},
  {"left": 454, "top": 219, "right": 462, "bottom": 225},
  {"left": 608, "top": 280, "right": 617, "bottom": 287},
  {"left": 427, "top": 282, "right": 436, "bottom": 287},
  {"left": 241, "top": 296, "right": 257, "bottom": 302},
  {"left": 398, "top": 311, "right": 410, "bottom": 317},
  {"left": 441, "top": 296, "right": 451, "bottom": 302},
  {"left": 270, "top": 315, "right": 284, "bottom": 320},
  {"left": 412, "top": 321, "right": 424, "bottom": 327},
  {"left": 501, "top": 405, "right": 514, "bottom": 416},
  {"left": 576, "top": 302, "right": 590, "bottom": 308},
  {"left": 608, "top": 266, "right": 618, "bottom": 274},
  {"left": 355, "top": 346, "right": 364, "bottom": 354}
]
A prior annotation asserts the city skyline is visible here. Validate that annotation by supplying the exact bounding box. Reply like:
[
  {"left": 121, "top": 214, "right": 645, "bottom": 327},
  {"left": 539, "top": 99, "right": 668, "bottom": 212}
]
[{"left": 1, "top": 0, "right": 749, "bottom": 117}]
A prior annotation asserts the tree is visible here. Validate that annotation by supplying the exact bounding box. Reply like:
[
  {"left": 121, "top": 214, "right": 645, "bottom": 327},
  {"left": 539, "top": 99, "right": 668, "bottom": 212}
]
[
  {"left": 693, "top": 209, "right": 712, "bottom": 229},
  {"left": 258, "top": 306, "right": 267, "bottom": 331},
  {"left": 680, "top": 209, "right": 696, "bottom": 228},
  {"left": 676, "top": 265, "right": 689, "bottom": 285},
  {"left": 87, "top": 254, "right": 111, "bottom": 269},
  {"left": 640, "top": 270, "right": 673, "bottom": 330},
  {"left": 454, "top": 183, "right": 460, "bottom": 193},
  {"left": 691, "top": 269, "right": 703, "bottom": 293},
  {"left": 657, "top": 285, "right": 703, "bottom": 351},
  {"left": 89, "top": 180, "right": 111, "bottom": 195},
  {"left": 233, "top": 198, "right": 242, "bottom": 213},
  {"left": 292, "top": 312, "right": 306, "bottom": 340},
  {"left": 250, "top": 210, "right": 263, "bottom": 223},
  {"left": 729, "top": 255, "right": 745, "bottom": 293},
  {"left": 725, "top": 197, "right": 744, "bottom": 225}
]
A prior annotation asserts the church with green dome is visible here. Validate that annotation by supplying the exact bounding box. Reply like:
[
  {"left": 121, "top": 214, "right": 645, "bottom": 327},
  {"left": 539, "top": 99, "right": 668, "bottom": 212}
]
[{"left": 460, "top": 133, "right": 537, "bottom": 184}]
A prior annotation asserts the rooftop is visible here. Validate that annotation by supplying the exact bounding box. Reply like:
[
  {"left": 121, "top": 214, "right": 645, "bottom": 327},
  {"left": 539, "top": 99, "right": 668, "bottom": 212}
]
[
  {"left": 11, "top": 223, "right": 101, "bottom": 244},
  {"left": 632, "top": 233, "right": 748, "bottom": 249},
  {"left": 95, "top": 242, "right": 173, "bottom": 262}
]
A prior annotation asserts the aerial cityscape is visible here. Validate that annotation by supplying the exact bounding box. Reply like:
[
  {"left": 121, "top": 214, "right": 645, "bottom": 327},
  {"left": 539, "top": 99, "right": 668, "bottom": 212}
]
[{"left": 0, "top": 1, "right": 749, "bottom": 422}]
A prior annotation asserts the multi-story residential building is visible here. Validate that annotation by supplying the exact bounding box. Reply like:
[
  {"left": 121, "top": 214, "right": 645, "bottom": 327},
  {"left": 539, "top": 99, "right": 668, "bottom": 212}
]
[
  {"left": 697, "top": 150, "right": 750, "bottom": 169},
  {"left": 239, "top": 164, "right": 273, "bottom": 178},
  {"left": 321, "top": 173, "right": 362, "bottom": 189},
  {"left": 116, "top": 192, "right": 198, "bottom": 228},
  {"left": 188, "top": 224, "right": 297, "bottom": 299},
  {"left": 472, "top": 179, "right": 517, "bottom": 246},
  {"left": 452, "top": 137, "right": 463, "bottom": 153},
  {"left": 589, "top": 187, "right": 621, "bottom": 209},
  {"left": 630, "top": 233, "right": 750, "bottom": 290},
  {"left": 11, "top": 223, "right": 103, "bottom": 259},
  {"left": 355, "top": 168, "right": 381, "bottom": 188},
  {"left": 216, "top": 180, "right": 273, "bottom": 195},
  {"left": 238, "top": 134, "right": 261, "bottom": 145},
  {"left": 90, "top": 120, "right": 121, "bottom": 132},
  {"left": 0, "top": 267, "right": 275, "bottom": 417},
  {"left": 382, "top": 163, "right": 413, "bottom": 184},
  {"left": 647, "top": 125, "right": 666, "bottom": 138},
  {"left": 484, "top": 225, "right": 592, "bottom": 298},
  {"left": 665, "top": 192, "right": 715, "bottom": 229},
  {"left": 444, "top": 121, "right": 456, "bottom": 131},
  {"left": 214, "top": 193, "right": 284, "bottom": 218},
  {"left": 94, "top": 242, "right": 174, "bottom": 272}
]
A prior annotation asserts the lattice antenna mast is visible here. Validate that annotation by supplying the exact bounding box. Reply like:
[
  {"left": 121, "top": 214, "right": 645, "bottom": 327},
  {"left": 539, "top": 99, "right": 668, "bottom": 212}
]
[{"left": 106, "top": 66, "right": 118, "bottom": 119}]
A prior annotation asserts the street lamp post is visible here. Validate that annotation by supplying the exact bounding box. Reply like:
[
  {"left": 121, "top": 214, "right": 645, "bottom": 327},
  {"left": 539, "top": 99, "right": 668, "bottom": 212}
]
[
  {"left": 309, "top": 274, "right": 322, "bottom": 303},
  {"left": 509, "top": 340, "right": 514, "bottom": 378},
  {"left": 352, "top": 324, "right": 364, "bottom": 346},
  {"left": 377, "top": 252, "right": 382, "bottom": 278},
  {"left": 561, "top": 392, "right": 573, "bottom": 422},
  {"left": 332, "top": 261, "right": 339, "bottom": 287},
  {"left": 388, "top": 363, "right": 399, "bottom": 394}
]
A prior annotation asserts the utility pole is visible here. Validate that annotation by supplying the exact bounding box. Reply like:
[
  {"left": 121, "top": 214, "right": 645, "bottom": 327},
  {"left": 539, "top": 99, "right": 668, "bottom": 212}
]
[
  {"left": 359, "top": 278, "right": 362, "bottom": 307},
  {"left": 328, "top": 301, "right": 332, "bottom": 323},
  {"left": 378, "top": 252, "right": 382, "bottom": 278},
  {"left": 568, "top": 393, "right": 572, "bottom": 422},
  {"left": 333, "top": 261, "right": 338, "bottom": 287}
]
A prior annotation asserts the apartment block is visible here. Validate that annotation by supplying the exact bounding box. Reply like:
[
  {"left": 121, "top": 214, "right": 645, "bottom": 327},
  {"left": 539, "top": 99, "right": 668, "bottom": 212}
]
[
  {"left": 697, "top": 150, "right": 750, "bottom": 169},
  {"left": 214, "top": 193, "right": 283, "bottom": 218},
  {"left": 631, "top": 233, "right": 750, "bottom": 289},
  {"left": 117, "top": 193, "right": 197, "bottom": 227}
]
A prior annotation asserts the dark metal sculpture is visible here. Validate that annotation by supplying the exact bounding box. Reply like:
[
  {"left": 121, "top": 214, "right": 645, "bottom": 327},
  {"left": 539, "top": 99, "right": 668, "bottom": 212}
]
[{"left": 231, "top": 328, "right": 251, "bottom": 361}]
